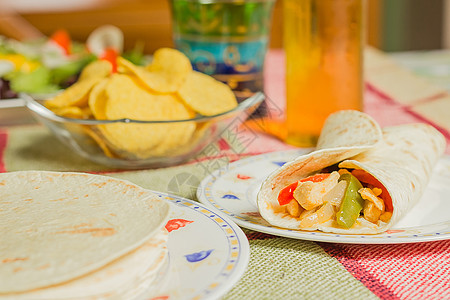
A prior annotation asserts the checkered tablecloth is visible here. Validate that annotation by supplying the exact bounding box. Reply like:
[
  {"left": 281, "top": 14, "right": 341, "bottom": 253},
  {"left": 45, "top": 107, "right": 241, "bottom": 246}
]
[{"left": 1, "top": 49, "right": 449, "bottom": 299}]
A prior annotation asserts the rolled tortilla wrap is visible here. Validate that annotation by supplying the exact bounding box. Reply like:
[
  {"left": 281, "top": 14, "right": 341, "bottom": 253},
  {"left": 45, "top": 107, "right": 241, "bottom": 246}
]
[{"left": 257, "top": 110, "right": 446, "bottom": 234}]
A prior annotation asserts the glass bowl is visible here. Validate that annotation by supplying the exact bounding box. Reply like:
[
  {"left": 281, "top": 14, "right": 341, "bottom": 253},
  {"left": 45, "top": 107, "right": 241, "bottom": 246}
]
[{"left": 23, "top": 92, "right": 264, "bottom": 169}]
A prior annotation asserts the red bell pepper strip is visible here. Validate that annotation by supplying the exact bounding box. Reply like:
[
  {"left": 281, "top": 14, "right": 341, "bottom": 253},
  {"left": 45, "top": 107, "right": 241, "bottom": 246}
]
[
  {"left": 300, "top": 173, "right": 330, "bottom": 183},
  {"left": 50, "top": 29, "right": 71, "bottom": 55},
  {"left": 351, "top": 169, "right": 393, "bottom": 212},
  {"left": 277, "top": 173, "right": 330, "bottom": 206},
  {"left": 277, "top": 181, "right": 299, "bottom": 206},
  {"left": 100, "top": 48, "right": 118, "bottom": 73}
]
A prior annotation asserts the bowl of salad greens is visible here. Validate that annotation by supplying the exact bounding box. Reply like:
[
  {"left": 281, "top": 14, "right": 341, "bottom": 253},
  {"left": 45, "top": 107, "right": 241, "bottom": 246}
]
[{"left": 0, "top": 25, "right": 146, "bottom": 101}]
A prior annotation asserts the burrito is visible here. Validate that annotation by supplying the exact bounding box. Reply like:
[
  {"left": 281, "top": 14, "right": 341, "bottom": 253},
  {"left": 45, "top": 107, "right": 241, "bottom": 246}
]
[{"left": 257, "top": 110, "right": 446, "bottom": 234}]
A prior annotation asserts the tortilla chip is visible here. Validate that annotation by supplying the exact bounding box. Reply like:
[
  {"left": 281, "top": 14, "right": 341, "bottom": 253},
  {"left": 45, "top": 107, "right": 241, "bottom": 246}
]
[
  {"left": 178, "top": 71, "right": 238, "bottom": 116},
  {"left": 79, "top": 60, "right": 112, "bottom": 82},
  {"left": 45, "top": 77, "right": 102, "bottom": 109},
  {"left": 88, "top": 78, "right": 109, "bottom": 120},
  {"left": 117, "top": 48, "right": 192, "bottom": 94},
  {"left": 145, "top": 47, "right": 192, "bottom": 88},
  {"left": 51, "top": 106, "right": 92, "bottom": 119},
  {"left": 98, "top": 74, "right": 195, "bottom": 158},
  {"left": 82, "top": 126, "right": 117, "bottom": 158}
]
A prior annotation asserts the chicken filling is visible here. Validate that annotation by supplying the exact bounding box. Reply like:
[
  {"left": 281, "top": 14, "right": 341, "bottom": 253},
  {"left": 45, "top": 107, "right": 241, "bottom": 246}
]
[{"left": 277, "top": 169, "right": 393, "bottom": 229}]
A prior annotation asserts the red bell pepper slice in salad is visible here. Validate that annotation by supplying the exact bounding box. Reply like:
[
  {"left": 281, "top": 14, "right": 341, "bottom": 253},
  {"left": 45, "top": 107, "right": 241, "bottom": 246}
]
[
  {"left": 50, "top": 29, "right": 71, "bottom": 55},
  {"left": 100, "top": 48, "right": 118, "bottom": 73}
]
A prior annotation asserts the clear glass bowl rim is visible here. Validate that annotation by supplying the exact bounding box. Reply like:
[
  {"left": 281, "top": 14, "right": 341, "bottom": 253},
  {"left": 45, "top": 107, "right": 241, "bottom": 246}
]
[{"left": 22, "top": 92, "right": 265, "bottom": 125}]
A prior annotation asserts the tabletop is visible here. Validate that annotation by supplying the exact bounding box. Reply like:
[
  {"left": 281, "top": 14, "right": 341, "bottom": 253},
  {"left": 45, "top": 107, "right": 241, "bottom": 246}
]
[{"left": 1, "top": 48, "right": 450, "bottom": 299}]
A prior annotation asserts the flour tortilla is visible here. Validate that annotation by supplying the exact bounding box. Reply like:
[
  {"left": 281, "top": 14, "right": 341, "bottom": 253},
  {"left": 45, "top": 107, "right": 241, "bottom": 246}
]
[
  {"left": 258, "top": 110, "right": 446, "bottom": 234},
  {"left": 0, "top": 171, "right": 170, "bottom": 293},
  {"left": 1, "top": 228, "right": 169, "bottom": 299}
]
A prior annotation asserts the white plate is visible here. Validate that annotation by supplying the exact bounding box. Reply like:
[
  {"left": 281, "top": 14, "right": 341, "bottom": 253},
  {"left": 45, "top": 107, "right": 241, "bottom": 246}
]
[
  {"left": 0, "top": 98, "right": 24, "bottom": 108},
  {"left": 197, "top": 149, "right": 450, "bottom": 244},
  {"left": 0, "top": 98, "right": 36, "bottom": 126},
  {"left": 149, "top": 193, "right": 250, "bottom": 299}
]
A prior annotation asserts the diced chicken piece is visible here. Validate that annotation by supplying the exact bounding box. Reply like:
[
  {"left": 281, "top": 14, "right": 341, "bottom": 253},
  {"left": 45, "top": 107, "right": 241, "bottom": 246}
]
[
  {"left": 286, "top": 199, "right": 303, "bottom": 217},
  {"left": 323, "top": 180, "right": 348, "bottom": 207},
  {"left": 363, "top": 200, "right": 382, "bottom": 223},
  {"left": 379, "top": 211, "right": 393, "bottom": 223},
  {"left": 293, "top": 171, "right": 340, "bottom": 210},
  {"left": 359, "top": 188, "right": 385, "bottom": 211}
]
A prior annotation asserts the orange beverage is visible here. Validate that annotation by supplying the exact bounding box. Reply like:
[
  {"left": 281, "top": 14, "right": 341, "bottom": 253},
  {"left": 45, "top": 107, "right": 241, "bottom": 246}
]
[{"left": 284, "top": 0, "right": 364, "bottom": 147}]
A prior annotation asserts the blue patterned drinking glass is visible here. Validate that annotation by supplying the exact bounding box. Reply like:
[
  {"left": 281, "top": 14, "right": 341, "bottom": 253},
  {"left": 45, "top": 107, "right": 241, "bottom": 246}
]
[{"left": 169, "top": 0, "right": 275, "bottom": 103}]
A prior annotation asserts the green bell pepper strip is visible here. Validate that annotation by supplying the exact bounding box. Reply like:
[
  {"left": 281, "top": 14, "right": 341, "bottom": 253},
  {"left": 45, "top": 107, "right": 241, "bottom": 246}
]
[{"left": 336, "top": 173, "right": 365, "bottom": 229}]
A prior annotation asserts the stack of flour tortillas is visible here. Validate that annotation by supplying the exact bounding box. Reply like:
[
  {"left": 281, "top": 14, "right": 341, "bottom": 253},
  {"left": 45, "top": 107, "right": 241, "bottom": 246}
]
[{"left": 0, "top": 171, "right": 170, "bottom": 299}]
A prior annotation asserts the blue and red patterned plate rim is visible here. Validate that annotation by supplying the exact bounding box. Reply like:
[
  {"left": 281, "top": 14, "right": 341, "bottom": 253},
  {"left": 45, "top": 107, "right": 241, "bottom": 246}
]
[
  {"left": 197, "top": 149, "right": 450, "bottom": 244},
  {"left": 148, "top": 192, "right": 250, "bottom": 299}
]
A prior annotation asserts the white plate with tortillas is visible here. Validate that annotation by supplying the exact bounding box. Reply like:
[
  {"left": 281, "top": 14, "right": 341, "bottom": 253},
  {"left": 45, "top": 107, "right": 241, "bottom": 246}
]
[{"left": 0, "top": 171, "right": 249, "bottom": 299}]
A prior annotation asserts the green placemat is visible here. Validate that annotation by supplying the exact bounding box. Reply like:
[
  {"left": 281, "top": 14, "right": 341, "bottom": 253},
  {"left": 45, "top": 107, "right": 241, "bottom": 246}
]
[{"left": 4, "top": 124, "right": 377, "bottom": 299}]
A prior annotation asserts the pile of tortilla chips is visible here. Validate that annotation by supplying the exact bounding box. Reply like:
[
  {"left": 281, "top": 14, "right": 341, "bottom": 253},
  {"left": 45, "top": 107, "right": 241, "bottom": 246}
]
[{"left": 44, "top": 48, "right": 238, "bottom": 159}]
